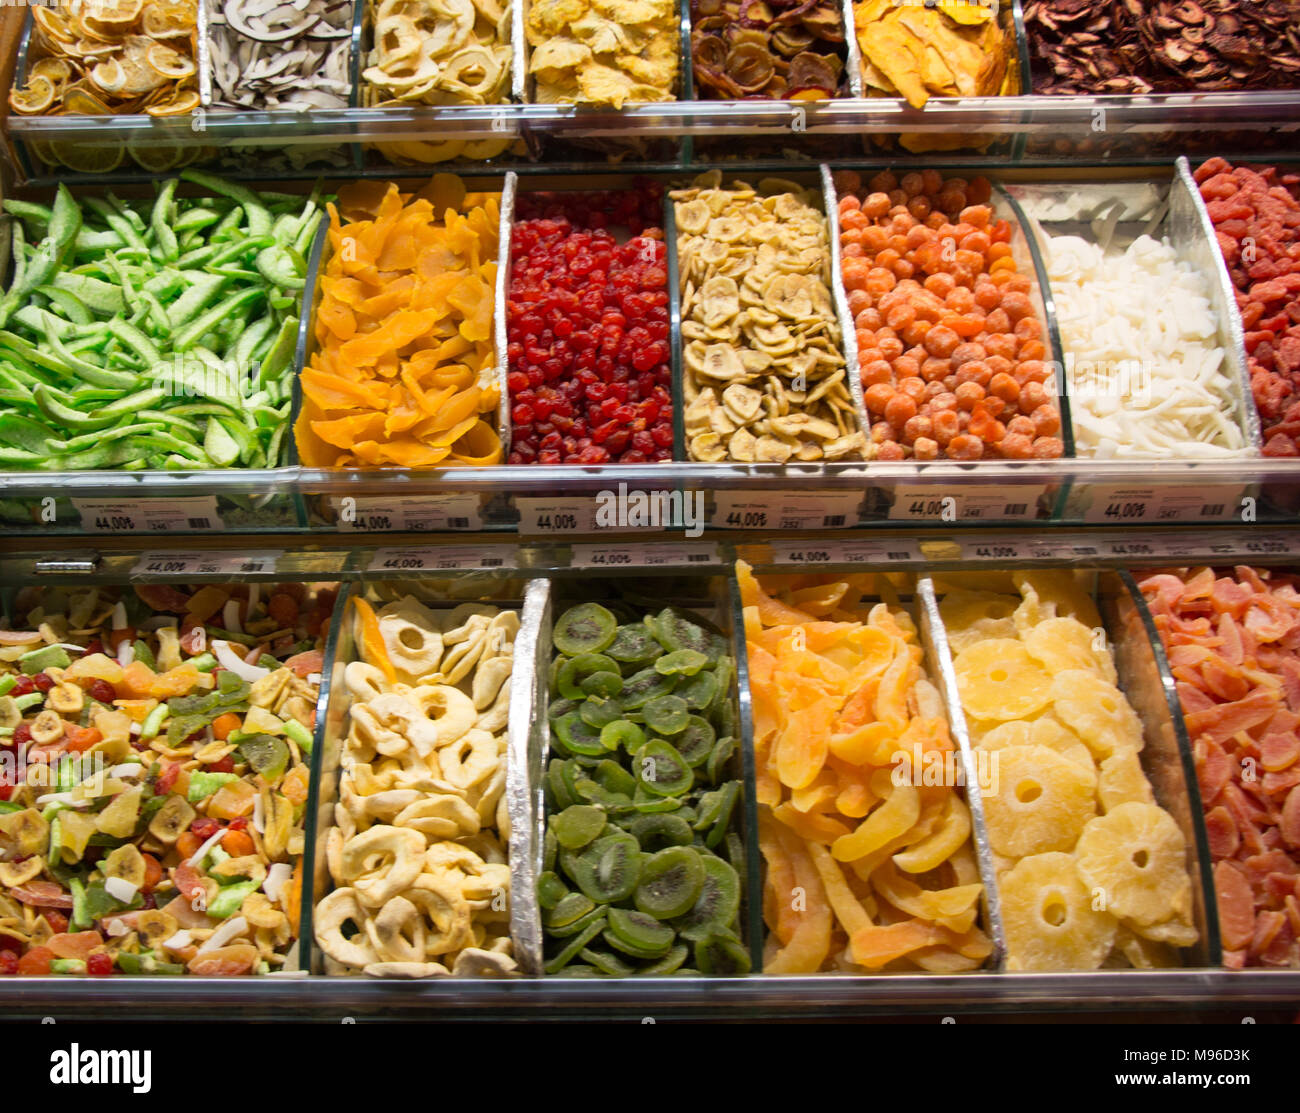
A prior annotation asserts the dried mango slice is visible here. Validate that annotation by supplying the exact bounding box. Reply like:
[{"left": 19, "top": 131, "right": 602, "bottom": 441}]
[{"left": 297, "top": 176, "right": 502, "bottom": 469}]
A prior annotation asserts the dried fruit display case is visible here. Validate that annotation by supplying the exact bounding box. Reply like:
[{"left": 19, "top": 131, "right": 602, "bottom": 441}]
[{"left": 0, "top": 536, "right": 1298, "bottom": 1018}]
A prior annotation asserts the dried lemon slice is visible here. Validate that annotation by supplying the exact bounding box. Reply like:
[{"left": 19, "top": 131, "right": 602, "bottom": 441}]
[
  {"left": 47, "top": 140, "right": 126, "bottom": 174},
  {"left": 9, "top": 75, "right": 57, "bottom": 115},
  {"left": 982, "top": 744, "right": 1096, "bottom": 859},
  {"left": 1096, "top": 748, "right": 1154, "bottom": 812},
  {"left": 953, "top": 639, "right": 1053, "bottom": 722},
  {"left": 938, "top": 590, "right": 1018, "bottom": 654},
  {"left": 144, "top": 41, "right": 194, "bottom": 79},
  {"left": 145, "top": 87, "right": 199, "bottom": 116},
  {"left": 1075, "top": 802, "right": 1190, "bottom": 928},
  {"left": 1024, "top": 616, "right": 1117, "bottom": 684},
  {"left": 1051, "top": 669, "right": 1144, "bottom": 759},
  {"left": 1000, "top": 851, "right": 1117, "bottom": 972}
]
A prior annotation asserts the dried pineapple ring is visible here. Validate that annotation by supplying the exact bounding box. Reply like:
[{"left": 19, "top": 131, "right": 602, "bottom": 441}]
[
  {"left": 1097, "top": 748, "right": 1154, "bottom": 812},
  {"left": 1075, "top": 802, "right": 1190, "bottom": 928},
  {"left": 999, "top": 851, "right": 1117, "bottom": 972},
  {"left": 1051, "top": 669, "right": 1144, "bottom": 759},
  {"left": 978, "top": 716, "right": 1094, "bottom": 775},
  {"left": 953, "top": 639, "right": 1053, "bottom": 722},
  {"left": 938, "top": 590, "right": 1018, "bottom": 654},
  {"left": 982, "top": 744, "right": 1096, "bottom": 859},
  {"left": 1024, "top": 616, "right": 1117, "bottom": 684}
]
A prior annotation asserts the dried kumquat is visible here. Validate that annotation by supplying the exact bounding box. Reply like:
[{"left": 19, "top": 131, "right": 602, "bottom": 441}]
[{"left": 296, "top": 174, "right": 503, "bottom": 468}]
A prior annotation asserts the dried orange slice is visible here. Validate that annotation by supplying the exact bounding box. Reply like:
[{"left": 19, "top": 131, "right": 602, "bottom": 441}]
[
  {"left": 144, "top": 87, "right": 198, "bottom": 115},
  {"left": 90, "top": 57, "right": 128, "bottom": 94},
  {"left": 1075, "top": 802, "right": 1191, "bottom": 928},
  {"left": 9, "top": 76, "right": 57, "bottom": 115},
  {"left": 982, "top": 744, "right": 1096, "bottom": 859},
  {"left": 140, "top": 0, "right": 195, "bottom": 37},
  {"left": 47, "top": 140, "right": 125, "bottom": 174},
  {"left": 144, "top": 41, "right": 194, "bottom": 79},
  {"left": 1000, "top": 851, "right": 1117, "bottom": 971}
]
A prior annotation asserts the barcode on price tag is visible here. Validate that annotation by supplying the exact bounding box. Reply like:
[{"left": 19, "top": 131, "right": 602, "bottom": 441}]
[
  {"left": 571, "top": 543, "right": 718, "bottom": 569},
  {"left": 1082, "top": 484, "right": 1246, "bottom": 524},
  {"left": 368, "top": 547, "right": 516, "bottom": 573},
  {"left": 76, "top": 497, "right": 224, "bottom": 534},
  {"left": 332, "top": 495, "right": 482, "bottom": 532},
  {"left": 769, "top": 539, "right": 922, "bottom": 566},
  {"left": 889, "top": 485, "right": 1046, "bottom": 522},
  {"left": 712, "top": 491, "right": 862, "bottom": 531},
  {"left": 516, "top": 498, "right": 598, "bottom": 534},
  {"left": 131, "top": 550, "right": 282, "bottom": 577}
]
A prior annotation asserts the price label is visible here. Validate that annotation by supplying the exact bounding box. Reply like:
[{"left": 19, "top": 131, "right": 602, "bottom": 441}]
[
  {"left": 961, "top": 540, "right": 1029, "bottom": 562},
  {"left": 769, "top": 539, "right": 922, "bottom": 566},
  {"left": 75, "top": 497, "right": 224, "bottom": 534},
  {"left": 1102, "top": 538, "right": 1159, "bottom": 559},
  {"left": 132, "top": 550, "right": 282, "bottom": 577},
  {"left": 333, "top": 495, "right": 482, "bottom": 532},
  {"left": 516, "top": 498, "right": 598, "bottom": 534},
  {"left": 367, "top": 547, "right": 516, "bottom": 573},
  {"left": 889, "top": 484, "right": 1046, "bottom": 522},
  {"left": 571, "top": 543, "right": 719, "bottom": 569},
  {"left": 712, "top": 491, "right": 862, "bottom": 531},
  {"left": 1082, "top": 484, "right": 1246, "bottom": 524},
  {"left": 1243, "top": 535, "right": 1289, "bottom": 557}
]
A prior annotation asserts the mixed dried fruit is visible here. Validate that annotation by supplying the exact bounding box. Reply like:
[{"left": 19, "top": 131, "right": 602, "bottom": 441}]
[
  {"left": 855, "top": 0, "right": 1016, "bottom": 107},
  {"left": 1139, "top": 567, "right": 1300, "bottom": 969},
  {"left": 362, "top": 0, "right": 515, "bottom": 164},
  {"left": 940, "top": 570, "right": 1198, "bottom": 971},
  {"left": 1194, "top": 157, "right": 1300, "bottom": 458},
  {"left": 836, "top": 169, "right": 1064, "bottom": 462},
  {"left": 540, "top": 599, "right": 749, "bottom": 976},
  {"left": 315, "top": 592, "right": 517, "bottom": 976},
  {"left": 506, "top": 185, "right": 673, "bottom": 466},
  {"left": 209, "top": 0, "right": 353, "bottom": 110},
  {"left": 295, "top": 175, "right": 503, "bottom": 468},
  {"left": 1025, "top": 0, "right": 1300, "bottom": 95},
  {"left": 674, "top": 173, "right": 864, "bottom": 464},
  {"left": 740, "top": 563, "right": 991, "bottom": 973},
  {"left": 690, "top": 0, "right": 847, "bottom": 101},
  {"left": 0, "top": 173, "right": 317, "bottom": 471},
  {"left": 0, "top": 580, "right": 334, "bottom": 976},
  {"left": 1044, "top": 223, "right": 1248, "bottom": 458}
]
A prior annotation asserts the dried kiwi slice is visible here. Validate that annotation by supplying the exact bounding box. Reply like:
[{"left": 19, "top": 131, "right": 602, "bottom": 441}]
[
  {"left": 552, "top": 711, "right": 607, "bottom": 757},
  {"left": 706, "top": 735, "right": 737, "bottom": 784},
  {"left": 637, "top": 943, "right": 689, "bottom": 976},
  {"left": 600, "top": 719, "right": 645, "bottom": 753},
  {"left": 544, "top": 825, "right": 558, "bottom": 872},
  {"left": 579, "top": 697, "right": 623, "bottom": 729},
  {"left": 675, "top": 669, "right": 719, "bottom": 711},
  {"left": 548, "top": 903, "right": 608, "bottom": 939},
  {"left": 553, "top": 603, "right": 618, "bottom": 656},
  {"left": 545, "top": 890, "right": 596, "bottom": 930},
  {"left": 606, "top": 623, "right": 660, "bottom": 666},
  {"left": 574, "top": 777, "right": 633, "bottom": 813},
  {"left": 547, "top": 758, "right": 579, "bottom": 810},
  {"left": 673, "top": 854, "right": 741, "bottom": 942},
  {"left": 594, "top": 758, "right": 637, "bottom": 797},
  {"left": 605, "top": 908, "right": 675, "bottom": 959},
  {"left": 619, "top": 665, "right": 679, "bottom": 710},
  {"left": 655, "top": 607, "right": 727, "bottom": 660},
  {"left": 695, "top": 933, "right": 752, "bottom": 975},
  {"left": 635, "top": 740, "right": 693, "bottom": 797},
  {"left": 558, "top": 653, "right": 621, "bottom": 699},
  {"left": 635, "top": 846, "right": 705, "bottom": 920},
  {"left": 626, "top": 812, "right": 694, "bottom": 852},
  {"left": 551, "top": 804, "right": 607, "bottom": 849},
  {"left": 643, "top": 694, "right": 689, "bottom": 735},
  {"left": 710, "top": 656, "right": 734, "bottom": 712},
  {"left": 704, "top": 781, "right": 739, "bottom": 849},
  {"left": 580, "top": 671, "right": 624, "bottom": 699},
  {"left": 544, "top": 916, "right": 607, "bottom": 974},
  {"left": 580, "top": 948, "right": 636, "bottom": 977},
  {"left": 632, "top": 786, "right": 685, "bottom": 813},
  {"left": 548, "top": 696, "right": 580, "bottom": 722},
  {"left": 565, "top": 831, "right": 642, "bottom": 903},
  {"left": 674, "top": 716, "right": 716, "bottom": 767},
  {"left": 655, "top": 649, "right": 709, "bottom": 676},
  {"left": 538, "top": 871, "right": 569, "bottom": 910}
]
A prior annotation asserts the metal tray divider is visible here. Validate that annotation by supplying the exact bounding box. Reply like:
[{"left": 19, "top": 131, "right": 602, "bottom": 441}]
[
  {"left": 512, "top": 0, "right": 527, "bottom": 103},
  {"left": 916, "top": 575, "right": 1008, "bottom": 968},
  {"left": 197, "top": 0, "right": 212, "bottom": 109},
  {"left": 840, "top": 0, "right": 864, "bottom": 99},
  {"left": 1114, "top": 569, "right": 1224, "bottom": 967},
  {"left": 678, "top": 0, "right": 695, "bottom": 164},
  {"left": 297, "top": 579, "right": 355, "bottom": 973},
  {"left": 665, "top": 188, "right": 687, "bottom": 463},
  {"left": 508, "top": 575, "right": 550, "bottom": 974},
  {"left": 495, "top": 170, "right": 518, "bottom": 461},
  {"left": 1174, "top": 155, "right": 1264, "bottom": 454},
  {"left": 821, "top": 163, "right": 873, "bottom": 461},
  {"left": 720, "top": 570, "right": 764, "bottom": 971},
  {"left": 1008, "top": 0, "right": 1031, "bottom": 162}
]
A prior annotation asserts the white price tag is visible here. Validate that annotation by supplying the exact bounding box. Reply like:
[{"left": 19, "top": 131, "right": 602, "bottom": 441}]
[
  {"left": 368, "top": 547, "right": 516, "bottom": 573},
  {"left": 889, "top": 484, "right": 1046, "bottom": 522},
  {"left": 961, "top": 539, "right": 1030, "bottom": 562},
  {"left": 712, "top": 491, "right": 862, "bottom": 531},
  {"left": 333, "top": 495, "right": 482, "bottom": 532},
  {"left": 132, "top": 550, "right": 282, "bottom": 577},
  {"left": 1023, "top": 539, "right": 1103, "bottom": 561},
  {"left": 571, "top": 543, "right": 718, "bottom": 569},
  {"left": 76, "top": 497, "right": 224, "bottom": 534},
  {"left": 1240, "top": 535, "right": 1291, "bottom": 558},
  {"left": 1102, "top": 538, "right": 1162, "bottom": 560},
  {"left": 516, "top": 498, "right": 598, "bottom": 534},
  {"left": 769, "top": 538, "right": 922, "bottom": 566},
  {"left": 1082, "top": 484, "right": 1246, "bottom": 524}
]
